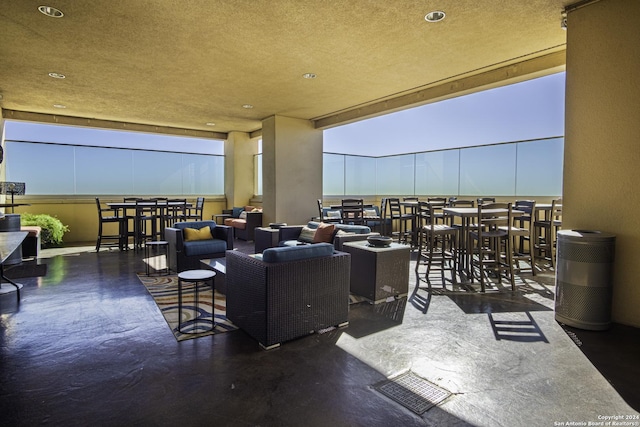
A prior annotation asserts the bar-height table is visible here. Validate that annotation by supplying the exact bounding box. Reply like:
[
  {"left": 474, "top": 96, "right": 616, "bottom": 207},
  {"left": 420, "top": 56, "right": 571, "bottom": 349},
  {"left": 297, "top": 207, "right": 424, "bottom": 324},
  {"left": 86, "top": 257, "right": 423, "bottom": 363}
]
[
  {"left": 107, "top": 200, "right": 192, "bottom": 250},
  {"left": 443, "top": 206, "right": 523, "bottom": 282}
]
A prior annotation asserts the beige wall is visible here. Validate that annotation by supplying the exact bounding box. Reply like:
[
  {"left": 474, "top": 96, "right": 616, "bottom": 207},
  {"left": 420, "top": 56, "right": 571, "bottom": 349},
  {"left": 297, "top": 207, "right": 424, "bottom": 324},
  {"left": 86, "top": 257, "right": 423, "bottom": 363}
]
[
  {"left": 262, "top": 115, "right": 323, "bottom": 225},
  {"left": 564, "top": 0, "right": 640, "bottom": 327}
]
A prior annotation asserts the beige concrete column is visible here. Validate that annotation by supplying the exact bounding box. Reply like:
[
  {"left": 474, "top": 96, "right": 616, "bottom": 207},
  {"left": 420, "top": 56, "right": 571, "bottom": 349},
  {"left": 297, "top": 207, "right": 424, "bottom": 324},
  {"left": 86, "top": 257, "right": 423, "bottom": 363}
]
[
  {"left": 262, "top": 115, "right": 322, "bottom": 225},
  {"left": 224, "top": 131, "right": 257, "bottom": 209},
  {"left": 564, "top": 0, "right": 640, "bottom": 327},
  {"left": 0, "top": 117, "right": 6, "bottom": 205}
]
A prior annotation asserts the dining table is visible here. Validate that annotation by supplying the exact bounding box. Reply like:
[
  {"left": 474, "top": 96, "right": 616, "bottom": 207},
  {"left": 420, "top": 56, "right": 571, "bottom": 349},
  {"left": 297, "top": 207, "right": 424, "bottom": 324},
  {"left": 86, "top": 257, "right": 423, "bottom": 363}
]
[{"left": 443, "top": 206, "right": 524, "bottom": 282}]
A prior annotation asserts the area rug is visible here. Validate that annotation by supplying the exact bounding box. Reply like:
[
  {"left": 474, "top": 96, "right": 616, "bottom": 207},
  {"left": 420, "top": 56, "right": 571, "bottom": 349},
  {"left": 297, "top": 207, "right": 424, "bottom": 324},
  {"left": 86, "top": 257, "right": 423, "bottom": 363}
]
[{"left": 137, "top": 274, "right": 237, "bottom": 342}]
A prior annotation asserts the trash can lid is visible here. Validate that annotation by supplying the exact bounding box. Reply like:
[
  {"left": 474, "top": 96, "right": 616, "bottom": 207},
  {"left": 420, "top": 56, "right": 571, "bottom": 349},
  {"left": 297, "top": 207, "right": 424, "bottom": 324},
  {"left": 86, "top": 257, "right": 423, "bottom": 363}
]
[{"left": 557, "top": 229, "right": 616, "bottom": 241}]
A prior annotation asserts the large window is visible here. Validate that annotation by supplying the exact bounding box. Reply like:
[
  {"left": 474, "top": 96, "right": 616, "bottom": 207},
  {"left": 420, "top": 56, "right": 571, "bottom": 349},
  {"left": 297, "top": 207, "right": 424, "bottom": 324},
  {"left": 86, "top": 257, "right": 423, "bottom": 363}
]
[
  {"left": 322, "top": 137, "right": 563, "bottom": 197},
  {"left": 4, "top": 121, "right": 225, "bottom": 196}
]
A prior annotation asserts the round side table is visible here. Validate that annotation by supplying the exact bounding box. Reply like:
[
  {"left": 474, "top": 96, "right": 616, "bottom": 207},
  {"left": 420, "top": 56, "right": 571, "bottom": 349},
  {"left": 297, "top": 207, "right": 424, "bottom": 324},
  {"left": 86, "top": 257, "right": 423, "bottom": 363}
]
[
  {"left": 145, "top": 240, "right": 169, "bottom": 276},
  {"left": 177, "top": 269, "right": 216, "bottom": 334}
]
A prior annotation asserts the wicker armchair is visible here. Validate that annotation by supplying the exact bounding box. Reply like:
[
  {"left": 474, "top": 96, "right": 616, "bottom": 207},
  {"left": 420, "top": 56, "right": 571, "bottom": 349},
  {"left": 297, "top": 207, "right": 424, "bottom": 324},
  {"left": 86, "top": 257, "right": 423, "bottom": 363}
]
[
  {"left": 225, "top": 249, "right": 351, "bottom": 349},
  {"left": 165, "top": 220, "right": 233, "bottom": 272}
]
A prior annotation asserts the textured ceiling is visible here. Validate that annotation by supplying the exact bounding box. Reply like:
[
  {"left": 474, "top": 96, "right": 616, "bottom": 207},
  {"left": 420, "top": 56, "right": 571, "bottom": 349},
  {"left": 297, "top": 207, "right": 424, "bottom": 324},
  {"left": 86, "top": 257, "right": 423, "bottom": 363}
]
[{"left": 0, "top": 0, "right": 569, "bottom": 136}]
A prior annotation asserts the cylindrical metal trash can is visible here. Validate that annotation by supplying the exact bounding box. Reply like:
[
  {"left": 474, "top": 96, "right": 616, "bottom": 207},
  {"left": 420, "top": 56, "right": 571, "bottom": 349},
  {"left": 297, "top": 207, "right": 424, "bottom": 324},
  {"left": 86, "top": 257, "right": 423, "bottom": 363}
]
[
  {"left": 555, "top": 230, "right": 616, "bottom": 330},
  {"left": 0, "top": 214, "right": 23, "bottom": 265}
]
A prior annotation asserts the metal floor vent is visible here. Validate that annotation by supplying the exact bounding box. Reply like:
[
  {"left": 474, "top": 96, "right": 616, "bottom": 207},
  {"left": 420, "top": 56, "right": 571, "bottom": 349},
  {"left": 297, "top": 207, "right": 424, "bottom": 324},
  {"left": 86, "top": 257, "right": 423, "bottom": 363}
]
[{"left": 374, "top": 371, "right": 451, "bottom": 415}]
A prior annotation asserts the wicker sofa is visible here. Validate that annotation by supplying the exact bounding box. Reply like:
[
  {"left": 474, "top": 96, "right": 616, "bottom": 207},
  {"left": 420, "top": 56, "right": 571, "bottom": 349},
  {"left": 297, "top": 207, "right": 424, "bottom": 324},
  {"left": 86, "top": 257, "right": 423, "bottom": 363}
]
[
  {"left": 165, "top": 220, "right": 233, "bottom": 272},
  {"left": 225, "top": 245, "right": 351, "bottom": 349},
  {"left": 278, "top": 221, "right": 378, "bottom": 250}
]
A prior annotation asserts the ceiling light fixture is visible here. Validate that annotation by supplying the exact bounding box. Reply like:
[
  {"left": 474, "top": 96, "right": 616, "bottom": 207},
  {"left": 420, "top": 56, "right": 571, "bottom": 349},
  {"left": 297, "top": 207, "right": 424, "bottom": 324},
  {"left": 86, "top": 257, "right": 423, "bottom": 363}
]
[
  {"left": 425, "top": 10, "right": 446, "bottom": 22},
  {"left": 38, "top": 5, "right": 64, "bottom": 18},
  {"left": 53, "top": 104, "right": 66, "bottom": 108},
  {"left": 242, "top": 104, "right": 253, "bottom": 109},
  {"left": 48, "top": 72, "right": 65, "bottom": 79},
  {"left": 303, "top": 73, "right": 317, "bottom": 79},
  {"left": 205, "top": 122, "right": 216, "bottom": 126}
]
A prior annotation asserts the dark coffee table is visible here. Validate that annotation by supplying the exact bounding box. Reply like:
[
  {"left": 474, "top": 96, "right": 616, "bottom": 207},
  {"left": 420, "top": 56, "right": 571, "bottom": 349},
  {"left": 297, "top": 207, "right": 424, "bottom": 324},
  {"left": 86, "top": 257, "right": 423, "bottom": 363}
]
[
  {"left": 200, "top": 258, "right": 226, "bottom": 294},
  {"left": 342, "top": 240, "right": 410, "bottom": 303}
]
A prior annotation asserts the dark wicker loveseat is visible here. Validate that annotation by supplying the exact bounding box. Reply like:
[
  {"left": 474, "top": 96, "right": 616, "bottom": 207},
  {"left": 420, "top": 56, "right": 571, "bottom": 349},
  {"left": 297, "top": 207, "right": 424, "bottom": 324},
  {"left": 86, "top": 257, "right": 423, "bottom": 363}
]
[{"left": 225, "top": 245, "right": 351, "bottom": 349}]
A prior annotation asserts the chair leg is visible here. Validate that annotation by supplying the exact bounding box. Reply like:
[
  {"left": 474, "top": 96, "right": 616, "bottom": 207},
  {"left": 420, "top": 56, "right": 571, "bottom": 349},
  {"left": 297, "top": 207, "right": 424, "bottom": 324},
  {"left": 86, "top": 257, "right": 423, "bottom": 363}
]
[{"left": 96, "top": 221, "right": 103, "bottom": 252}]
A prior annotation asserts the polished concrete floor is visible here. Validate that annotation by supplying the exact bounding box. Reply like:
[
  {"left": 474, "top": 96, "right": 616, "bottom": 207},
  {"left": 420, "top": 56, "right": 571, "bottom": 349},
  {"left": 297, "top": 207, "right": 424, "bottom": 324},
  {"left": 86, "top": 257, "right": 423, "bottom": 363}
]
[{"left": 1, "top": 242, "right": 638, "bottom": 427}]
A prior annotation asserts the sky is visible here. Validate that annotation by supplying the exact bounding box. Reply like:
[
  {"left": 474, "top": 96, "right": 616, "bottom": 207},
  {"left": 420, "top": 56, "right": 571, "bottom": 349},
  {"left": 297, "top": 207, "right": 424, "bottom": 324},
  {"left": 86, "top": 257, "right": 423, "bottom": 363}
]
[{"left": 323, "top": 72, "right": 565, "bottom": 157}]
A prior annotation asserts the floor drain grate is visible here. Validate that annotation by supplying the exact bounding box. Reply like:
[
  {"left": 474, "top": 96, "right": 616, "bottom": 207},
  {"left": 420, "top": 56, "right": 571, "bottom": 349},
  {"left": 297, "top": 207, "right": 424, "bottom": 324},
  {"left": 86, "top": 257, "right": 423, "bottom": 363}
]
[{"left": 374, "top": 371, "right": 451, "bottom": 415}]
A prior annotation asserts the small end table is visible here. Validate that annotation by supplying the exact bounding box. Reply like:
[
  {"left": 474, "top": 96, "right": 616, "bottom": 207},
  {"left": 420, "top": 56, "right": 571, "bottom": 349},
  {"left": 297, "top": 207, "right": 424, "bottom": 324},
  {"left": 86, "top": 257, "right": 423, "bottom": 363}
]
[
  {"left": 213, "top": 213, "right": 231, "bottom": 224},
  {"left": 343, "top": 240, "right": 410, "bottom": 303},
  {"left": 254, "top": 227, "right": 281, "bottom": 253},
  {"left": 177, "top": 269, "right": 216, "bottom": 334},
  {"left": 144, "top": 240, "right": 169, "bottom": 276}
]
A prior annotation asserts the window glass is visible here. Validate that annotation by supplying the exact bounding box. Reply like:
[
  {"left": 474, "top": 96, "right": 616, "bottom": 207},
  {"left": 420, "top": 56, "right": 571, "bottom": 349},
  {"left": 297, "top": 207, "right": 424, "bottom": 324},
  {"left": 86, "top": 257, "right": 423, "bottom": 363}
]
[
  {"left": 516, "top": 138, "right": 564, "bottom": 196},
  {"left": 459, "top": 144, "right": 517, "bottom": 196},
  {"left": 376, "top": 154, "right": 414, "bottom": 195},
  {"left": 416, "top": 150, "right": 460, "bottom": 196},
  {"left": 6, "top": 142, "right": 75, "bottom": 195},
  {"left": 323, "top": 154, "right": 345, "bottom": 196},
  {"left": 75, "top": 146, "right": 134, "bottom": 194},
  {"left": 345, "top": 156, "right": 376, "bottom": 195},
  {"left": 5, "top": 141, "right": 223, "bottom": 196}
]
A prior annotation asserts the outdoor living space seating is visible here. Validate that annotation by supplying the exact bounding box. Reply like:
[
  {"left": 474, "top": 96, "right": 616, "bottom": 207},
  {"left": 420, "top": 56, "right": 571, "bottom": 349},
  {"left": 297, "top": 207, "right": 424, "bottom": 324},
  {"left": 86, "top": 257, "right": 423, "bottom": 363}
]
[
  {"left": 165, "top": 220, "right": 233, "bottom": 272},
  {"left": 225, "top": 244, "right": 351, "bottom": 349},
  {"left": 277, "top": 221, "right": 377, "bottom": 250},
  {"left": 223, "top": 206, "right": 263, "bottom": 241}
]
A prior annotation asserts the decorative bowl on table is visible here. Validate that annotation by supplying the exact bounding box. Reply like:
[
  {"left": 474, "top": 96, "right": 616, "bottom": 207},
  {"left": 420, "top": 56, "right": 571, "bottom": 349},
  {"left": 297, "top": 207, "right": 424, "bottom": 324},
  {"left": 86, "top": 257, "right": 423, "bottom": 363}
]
[
  {"left": 367, "top": 235, "right": 392, "bottom": 247},
  {"left": 269, "top": 222, "right": 287, "bottom": 229}
]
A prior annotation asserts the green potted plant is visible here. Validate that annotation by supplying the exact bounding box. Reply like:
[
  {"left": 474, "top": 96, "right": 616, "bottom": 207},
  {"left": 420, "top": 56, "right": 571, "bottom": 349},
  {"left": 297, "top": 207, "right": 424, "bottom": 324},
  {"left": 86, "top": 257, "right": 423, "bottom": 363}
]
[{"left": 20, "top": 213, "right": 70, "bottom": 248}]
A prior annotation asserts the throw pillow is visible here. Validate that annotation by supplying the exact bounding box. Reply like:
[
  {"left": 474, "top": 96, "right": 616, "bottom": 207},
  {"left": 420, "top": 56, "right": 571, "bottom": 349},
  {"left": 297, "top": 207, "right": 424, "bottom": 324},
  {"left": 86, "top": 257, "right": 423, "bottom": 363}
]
[
  {"left": 313, "top": 222, "right": 335, "bottom": 243},
  {"left": 298, "top": 226, "right": 316, "bottom": 243},
  {"left": 364, "top": 208, "right": 378, "bottom": 217},
  {"left": 239, "top": 211, "right": 247, "bottom": 219},
  {"left": 232, "top": 207, "right": 244, "bottom": 218},
  {"left": 184, "top": 226, "right": 213, "bottom": 241}
]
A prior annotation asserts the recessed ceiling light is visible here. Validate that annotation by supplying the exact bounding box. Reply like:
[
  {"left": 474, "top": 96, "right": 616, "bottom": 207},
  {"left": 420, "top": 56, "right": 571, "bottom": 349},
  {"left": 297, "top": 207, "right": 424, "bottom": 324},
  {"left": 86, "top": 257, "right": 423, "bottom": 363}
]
[
  {"left": 425, "top": 11, "right": 446, "bottom": 22},
  {"left": 38, "top": 5, "right": 64, "bottom": 18},
  {"left": 53, "top": 104, "right": 66, "bottom": 108},
  {"left": 48, "top": 72, "right": 66, "bottom": 79},
  {"left": 303, "top": 73, "right": 317, "bottom": 79},
  {"left": 205, "top": 122, "right": 216, "bottom": 126},
  {"left": 242, "top": 104, "right": 253, "bottom": 109}
]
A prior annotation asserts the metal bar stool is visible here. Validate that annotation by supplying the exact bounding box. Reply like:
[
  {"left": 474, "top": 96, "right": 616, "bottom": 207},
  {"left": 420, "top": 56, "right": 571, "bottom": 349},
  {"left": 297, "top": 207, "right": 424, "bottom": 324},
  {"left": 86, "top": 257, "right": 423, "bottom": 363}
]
[{"left": 177, "top": 269, "right": 216, "bottom": 334}]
